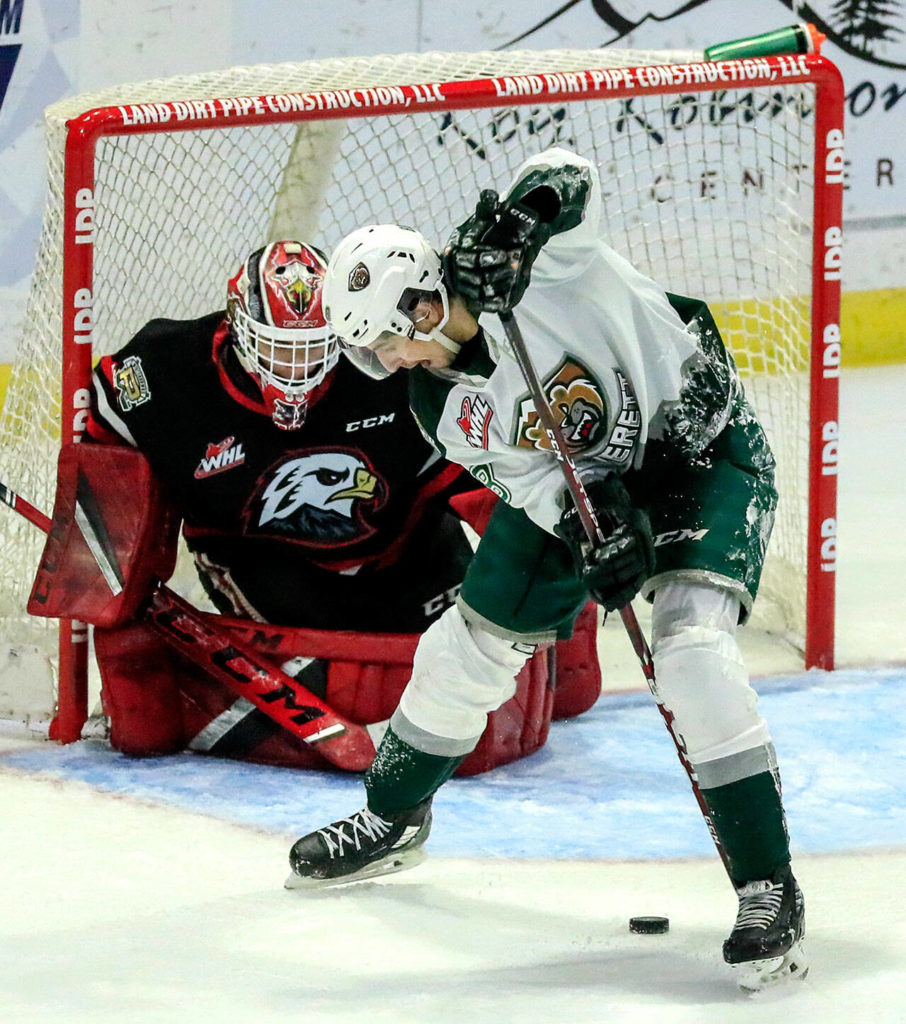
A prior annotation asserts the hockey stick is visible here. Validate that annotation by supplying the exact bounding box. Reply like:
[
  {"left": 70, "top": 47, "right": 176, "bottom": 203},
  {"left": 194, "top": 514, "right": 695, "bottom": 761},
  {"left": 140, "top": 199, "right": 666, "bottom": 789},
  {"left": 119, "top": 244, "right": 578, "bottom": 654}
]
[
  {"left": 0, "top": 482, "right": 52, "bottom": 533},
  {"left": 498, "top": 310, "right": 730, "bottom": 872},
  {"left": 0, "top": 479, "right": 376, "bottom": 771}
]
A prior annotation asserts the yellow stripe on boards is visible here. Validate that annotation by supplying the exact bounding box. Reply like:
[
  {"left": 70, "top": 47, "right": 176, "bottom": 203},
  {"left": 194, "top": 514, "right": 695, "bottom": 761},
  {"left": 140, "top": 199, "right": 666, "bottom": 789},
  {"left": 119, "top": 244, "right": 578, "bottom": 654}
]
[
  {"left": 840, "top": 288, "right": 906, "bottom": 368},
  {"left": 0, "top": 288, "right": 902, "bottom": 414}
]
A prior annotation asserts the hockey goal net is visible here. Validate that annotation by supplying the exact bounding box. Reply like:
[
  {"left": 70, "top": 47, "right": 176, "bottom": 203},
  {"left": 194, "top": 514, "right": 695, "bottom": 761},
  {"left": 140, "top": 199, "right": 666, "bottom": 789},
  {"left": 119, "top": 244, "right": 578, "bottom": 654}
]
[{"left": 0, "top": 47, "right": 843, "bottom": 738}]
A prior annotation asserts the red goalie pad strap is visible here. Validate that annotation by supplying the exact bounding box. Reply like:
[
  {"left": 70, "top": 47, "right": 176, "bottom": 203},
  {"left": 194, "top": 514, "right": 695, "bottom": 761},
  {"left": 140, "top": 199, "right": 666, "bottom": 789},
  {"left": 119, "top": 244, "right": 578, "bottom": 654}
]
[
  {"left": 28, "top": 444, "right": 179, "bottom": 628},
  {"left": 204, "top": 612, "right": 421, "bottom": 665}
]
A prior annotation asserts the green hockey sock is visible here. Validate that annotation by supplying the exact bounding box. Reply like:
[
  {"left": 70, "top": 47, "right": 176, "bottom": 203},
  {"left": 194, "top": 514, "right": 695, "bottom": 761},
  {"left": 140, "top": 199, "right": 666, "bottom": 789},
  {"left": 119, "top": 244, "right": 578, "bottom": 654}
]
[
  {"left": 365, "top": 725, "right": 464, "bottom": 817},
  {"left": 701, "top": 770, "right": 791, "bottom": 884}
]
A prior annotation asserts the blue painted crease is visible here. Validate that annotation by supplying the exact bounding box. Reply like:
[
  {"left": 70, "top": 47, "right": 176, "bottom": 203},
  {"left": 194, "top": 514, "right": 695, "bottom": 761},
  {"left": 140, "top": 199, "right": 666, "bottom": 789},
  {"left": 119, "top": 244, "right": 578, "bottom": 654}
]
[{"left": 3, "top": 666, "right": 904, "bottom": 860}]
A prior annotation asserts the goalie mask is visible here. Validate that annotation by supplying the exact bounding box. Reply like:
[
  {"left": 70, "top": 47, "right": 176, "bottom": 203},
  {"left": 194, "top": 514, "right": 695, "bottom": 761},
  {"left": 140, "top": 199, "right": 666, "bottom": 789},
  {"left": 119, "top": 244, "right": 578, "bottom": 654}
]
[
  {"left": 226, "top": 241, "right": 339, "bottom": 429},
  {"left": 322, "top": 225, "right": 453, "bottom": 380}
]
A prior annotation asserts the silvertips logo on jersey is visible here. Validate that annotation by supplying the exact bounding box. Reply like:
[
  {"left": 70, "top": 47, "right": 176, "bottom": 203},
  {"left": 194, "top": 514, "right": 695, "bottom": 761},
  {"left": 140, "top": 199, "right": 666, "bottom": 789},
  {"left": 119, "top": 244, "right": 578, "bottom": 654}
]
[{"left": 515, "top": 356, "right": 607, "bottom": 455}]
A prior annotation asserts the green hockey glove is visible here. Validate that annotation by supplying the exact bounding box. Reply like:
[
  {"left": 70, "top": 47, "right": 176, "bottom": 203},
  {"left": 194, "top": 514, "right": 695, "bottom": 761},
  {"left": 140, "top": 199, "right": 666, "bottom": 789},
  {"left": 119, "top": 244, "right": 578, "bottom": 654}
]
[
  {"left": 506, "top": 162, "right": 591, "bottom": 236},
  {"left": 554, "top": 476, "right": 655, "bottom": 612},
  {"left": 443, "top": 189, "right": 551, "bottom": 313}
]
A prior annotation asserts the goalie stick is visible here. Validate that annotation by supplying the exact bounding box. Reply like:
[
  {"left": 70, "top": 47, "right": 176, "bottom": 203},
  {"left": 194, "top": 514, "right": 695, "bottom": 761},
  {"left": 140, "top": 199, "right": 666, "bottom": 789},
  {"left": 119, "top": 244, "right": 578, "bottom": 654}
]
[
  {"left": 498, "top": 309, "right": 730, "bottom": 875},
  {"left": 0, "top": 478, "right": 376, "bottom": 771}
]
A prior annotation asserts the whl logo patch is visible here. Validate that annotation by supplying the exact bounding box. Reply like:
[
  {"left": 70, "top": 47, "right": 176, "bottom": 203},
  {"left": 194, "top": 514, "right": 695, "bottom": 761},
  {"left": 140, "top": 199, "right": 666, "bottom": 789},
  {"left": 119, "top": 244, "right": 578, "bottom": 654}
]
[
  {"left": 195, "top": 436, "right": 246, "bottom": 479},
  {"left": 456, "top": 395, "right": 493, "bottom": 450}
]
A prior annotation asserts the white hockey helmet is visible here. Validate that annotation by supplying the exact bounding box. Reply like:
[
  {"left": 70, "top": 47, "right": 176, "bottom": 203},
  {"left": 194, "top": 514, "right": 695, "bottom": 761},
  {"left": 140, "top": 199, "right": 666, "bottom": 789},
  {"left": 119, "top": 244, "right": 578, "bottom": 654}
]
[
  {"left": 323, "top": 224, "right": 451, "bottom": 362},
  {"left": 226, "top": 241, "right": 339, "bottom": 429}
]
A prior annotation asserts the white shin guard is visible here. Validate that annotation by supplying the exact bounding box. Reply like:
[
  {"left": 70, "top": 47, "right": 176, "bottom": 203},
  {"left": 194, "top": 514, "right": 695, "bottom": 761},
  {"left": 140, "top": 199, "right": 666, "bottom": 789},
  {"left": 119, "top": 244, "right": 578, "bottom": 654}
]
[
  {"left": 651, "top": 582, "right": 775, "bottom": 788},
  {"left": 393, "top": 606, "right": 533, "bottom": 756}
]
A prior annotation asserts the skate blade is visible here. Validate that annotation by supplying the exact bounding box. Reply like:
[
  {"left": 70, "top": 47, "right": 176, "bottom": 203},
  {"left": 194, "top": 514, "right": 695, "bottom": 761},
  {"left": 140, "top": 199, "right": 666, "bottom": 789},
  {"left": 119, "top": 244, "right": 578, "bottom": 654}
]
[
  {"left": 284, "top": 847, "right": 427, "bottom": 891},
  {"left": 733, "top": 940, "right": 809, "bottom": 992}
]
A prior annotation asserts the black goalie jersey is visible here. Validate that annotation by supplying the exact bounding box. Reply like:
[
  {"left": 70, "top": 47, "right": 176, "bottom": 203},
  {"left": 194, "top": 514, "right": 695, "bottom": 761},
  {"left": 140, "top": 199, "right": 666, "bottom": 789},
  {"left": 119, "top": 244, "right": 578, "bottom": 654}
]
[{"left": 87, "top": 312, "right": 477, "bottom": 632}]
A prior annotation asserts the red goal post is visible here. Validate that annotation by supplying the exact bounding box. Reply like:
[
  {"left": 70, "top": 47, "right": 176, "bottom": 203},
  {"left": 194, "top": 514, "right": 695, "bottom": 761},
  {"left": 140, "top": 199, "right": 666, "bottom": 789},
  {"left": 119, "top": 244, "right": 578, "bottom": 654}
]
[{"left": 0, "top": 48, "right": 844, "bottom": 740}]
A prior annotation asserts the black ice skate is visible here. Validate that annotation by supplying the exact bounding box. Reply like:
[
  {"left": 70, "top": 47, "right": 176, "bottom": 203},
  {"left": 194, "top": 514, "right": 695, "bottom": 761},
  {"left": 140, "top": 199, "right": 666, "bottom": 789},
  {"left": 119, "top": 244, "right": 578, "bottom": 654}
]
[
  {"left": 723, "top": 863, "right": 808, "bottom": 991},
  {"left": 285, "top": 800, "right": 432, "bottom": 890}
]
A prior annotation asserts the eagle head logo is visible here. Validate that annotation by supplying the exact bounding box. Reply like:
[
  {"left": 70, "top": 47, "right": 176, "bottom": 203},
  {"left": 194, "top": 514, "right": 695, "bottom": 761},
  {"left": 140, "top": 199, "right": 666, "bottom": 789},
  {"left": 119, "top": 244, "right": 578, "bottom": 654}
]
[{"left": 244, "top": 449, "right": 385, "bottom": 547}]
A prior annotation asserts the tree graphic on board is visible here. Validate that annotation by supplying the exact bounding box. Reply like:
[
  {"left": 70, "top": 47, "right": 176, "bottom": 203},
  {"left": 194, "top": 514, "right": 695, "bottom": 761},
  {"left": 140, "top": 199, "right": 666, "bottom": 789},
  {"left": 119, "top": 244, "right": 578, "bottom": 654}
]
[
  {"left": 830, "top": 0, "right": 904, "bottom": 54},
  {"left": 499, "top": 1, "right": 906, "bottom": 71}
]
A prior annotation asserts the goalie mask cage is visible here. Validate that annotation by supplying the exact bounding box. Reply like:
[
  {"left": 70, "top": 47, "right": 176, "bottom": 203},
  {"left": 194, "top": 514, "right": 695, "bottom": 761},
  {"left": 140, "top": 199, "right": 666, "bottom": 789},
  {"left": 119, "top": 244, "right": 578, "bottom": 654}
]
[{"left": 0, "top": 47, "right": 843, "bottom": 740}]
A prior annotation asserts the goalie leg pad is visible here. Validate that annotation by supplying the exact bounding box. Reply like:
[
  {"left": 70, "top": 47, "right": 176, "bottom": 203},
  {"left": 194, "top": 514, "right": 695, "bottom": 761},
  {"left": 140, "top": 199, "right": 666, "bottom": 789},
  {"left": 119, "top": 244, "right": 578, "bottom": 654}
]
[
  {"left": 393, "top": 605, "right": 533, "bottom": 756},
  {"left": 96, "top": 612, "right": 553, "bottom": 775},
  {"left": 551, "top": 600, "right": 601, "bottom": 720},
  {"left": 650, "top": 582, "right": 773, "bottom": 777},
  {"left": 95, "top": 621, "right": 184, "bottom": 756}
]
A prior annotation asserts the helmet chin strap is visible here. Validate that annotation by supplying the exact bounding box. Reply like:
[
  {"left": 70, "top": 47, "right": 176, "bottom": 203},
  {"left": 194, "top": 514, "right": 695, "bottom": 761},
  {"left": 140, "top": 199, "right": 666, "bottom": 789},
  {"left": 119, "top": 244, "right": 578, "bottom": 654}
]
[
  {"left": 410, "top": 284, "right": 460, "bottom": 354},
  {"left": 414, "top": 325, "right": 461, "bottom": 355}
]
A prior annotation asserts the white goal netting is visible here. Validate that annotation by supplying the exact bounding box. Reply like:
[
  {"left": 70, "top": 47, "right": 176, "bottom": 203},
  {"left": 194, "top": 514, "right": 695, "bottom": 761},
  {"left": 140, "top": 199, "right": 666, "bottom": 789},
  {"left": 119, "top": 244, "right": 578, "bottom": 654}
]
[{"left": 0, "top": 47, "right": 834, "bottom": 731}]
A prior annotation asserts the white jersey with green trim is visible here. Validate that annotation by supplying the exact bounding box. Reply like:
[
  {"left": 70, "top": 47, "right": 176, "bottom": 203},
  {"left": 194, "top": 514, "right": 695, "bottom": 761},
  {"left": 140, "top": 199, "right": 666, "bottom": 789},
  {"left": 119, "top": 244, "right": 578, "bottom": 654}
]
[{"left": 429, "top": 147, "right": 734, "bottom": 536}]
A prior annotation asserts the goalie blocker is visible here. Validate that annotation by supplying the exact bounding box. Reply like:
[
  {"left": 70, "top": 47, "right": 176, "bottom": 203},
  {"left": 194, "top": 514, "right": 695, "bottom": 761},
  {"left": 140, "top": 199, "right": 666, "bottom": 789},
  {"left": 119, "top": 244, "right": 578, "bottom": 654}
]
[{"left": 30, "top": 443, "right": 601, "bottom": 775}]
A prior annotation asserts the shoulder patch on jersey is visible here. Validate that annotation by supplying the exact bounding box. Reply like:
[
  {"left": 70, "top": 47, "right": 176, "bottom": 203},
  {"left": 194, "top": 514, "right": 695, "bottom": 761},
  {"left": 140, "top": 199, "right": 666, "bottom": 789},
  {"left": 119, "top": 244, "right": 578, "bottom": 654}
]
[
  {"left": 112, "top": 354, "right": 152, "bottom": 411},
  {"left": 456, "top": 395, "right": 493, "bottom": 450},
  {"left": 514, "top": 355, "right": 607, "bottom": 455}
]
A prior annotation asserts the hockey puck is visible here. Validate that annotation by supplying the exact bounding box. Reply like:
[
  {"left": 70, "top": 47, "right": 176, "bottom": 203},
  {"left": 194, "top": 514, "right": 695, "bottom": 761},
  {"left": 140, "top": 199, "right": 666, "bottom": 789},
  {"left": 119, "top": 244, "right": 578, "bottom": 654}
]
[{"left": 629, "top": 916, "right": 670, "bottom": 934}]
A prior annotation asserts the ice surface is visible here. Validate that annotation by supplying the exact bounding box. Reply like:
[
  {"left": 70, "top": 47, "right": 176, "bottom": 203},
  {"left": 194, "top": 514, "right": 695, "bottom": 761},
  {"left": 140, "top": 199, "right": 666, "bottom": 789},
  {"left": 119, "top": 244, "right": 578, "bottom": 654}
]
[{"left": 1, "top": 365, "right": 904, "bottom": 1022}]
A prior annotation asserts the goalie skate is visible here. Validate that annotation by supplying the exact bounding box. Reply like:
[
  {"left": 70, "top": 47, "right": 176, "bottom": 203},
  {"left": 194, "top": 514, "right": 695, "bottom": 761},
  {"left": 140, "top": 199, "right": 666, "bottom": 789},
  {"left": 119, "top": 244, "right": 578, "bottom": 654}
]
[
  {"left": 285, "top": 801, "right": 432, "bottom": 890},
  {"left": 723, "top": 864, "right": 808, "bottom": 991}
]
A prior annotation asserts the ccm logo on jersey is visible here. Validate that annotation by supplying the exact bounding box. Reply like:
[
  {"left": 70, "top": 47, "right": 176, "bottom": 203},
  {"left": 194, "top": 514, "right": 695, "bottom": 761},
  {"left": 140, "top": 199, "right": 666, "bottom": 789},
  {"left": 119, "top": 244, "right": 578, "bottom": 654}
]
[
  {"left": 195, "top": 437, "right": 246, "bottom": 479},
  {"left": 345, "top": 412, "right": 395, "bottom": 433},
  {"left": 653, "top": 527, "right": 710, "bottom": 546}
]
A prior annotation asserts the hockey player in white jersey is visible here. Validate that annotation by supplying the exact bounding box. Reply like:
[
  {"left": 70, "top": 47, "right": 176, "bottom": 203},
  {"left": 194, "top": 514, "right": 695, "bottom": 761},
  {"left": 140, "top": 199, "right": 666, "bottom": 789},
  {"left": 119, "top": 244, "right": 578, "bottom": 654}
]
[{"left": 287, "top": 148, "right": 806, "bottom": 991}]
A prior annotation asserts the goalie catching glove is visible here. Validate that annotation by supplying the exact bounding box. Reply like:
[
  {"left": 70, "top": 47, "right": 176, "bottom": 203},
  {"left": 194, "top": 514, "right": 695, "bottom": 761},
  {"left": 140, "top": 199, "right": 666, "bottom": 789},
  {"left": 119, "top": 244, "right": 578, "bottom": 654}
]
[{"left": 554, "top": 476, "right": 655, "bottom": 612}]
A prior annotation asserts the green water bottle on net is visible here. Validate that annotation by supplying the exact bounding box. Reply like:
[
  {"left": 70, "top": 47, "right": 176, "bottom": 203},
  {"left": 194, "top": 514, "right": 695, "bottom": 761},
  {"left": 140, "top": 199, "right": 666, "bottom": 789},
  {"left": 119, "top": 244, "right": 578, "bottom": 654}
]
[{"left": 704, "top": 23, "right": 825, "bottom": 62}]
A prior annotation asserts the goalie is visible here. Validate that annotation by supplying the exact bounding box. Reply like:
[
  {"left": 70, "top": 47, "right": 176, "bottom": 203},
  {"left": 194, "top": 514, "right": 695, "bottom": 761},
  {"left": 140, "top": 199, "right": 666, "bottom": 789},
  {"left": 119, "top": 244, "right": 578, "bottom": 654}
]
[
  {"left": 286, "top": 150, "right": 806, "bottom": 991},
  {"left": 72, "top": 240, "right": 600, "bottom": 774}
]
